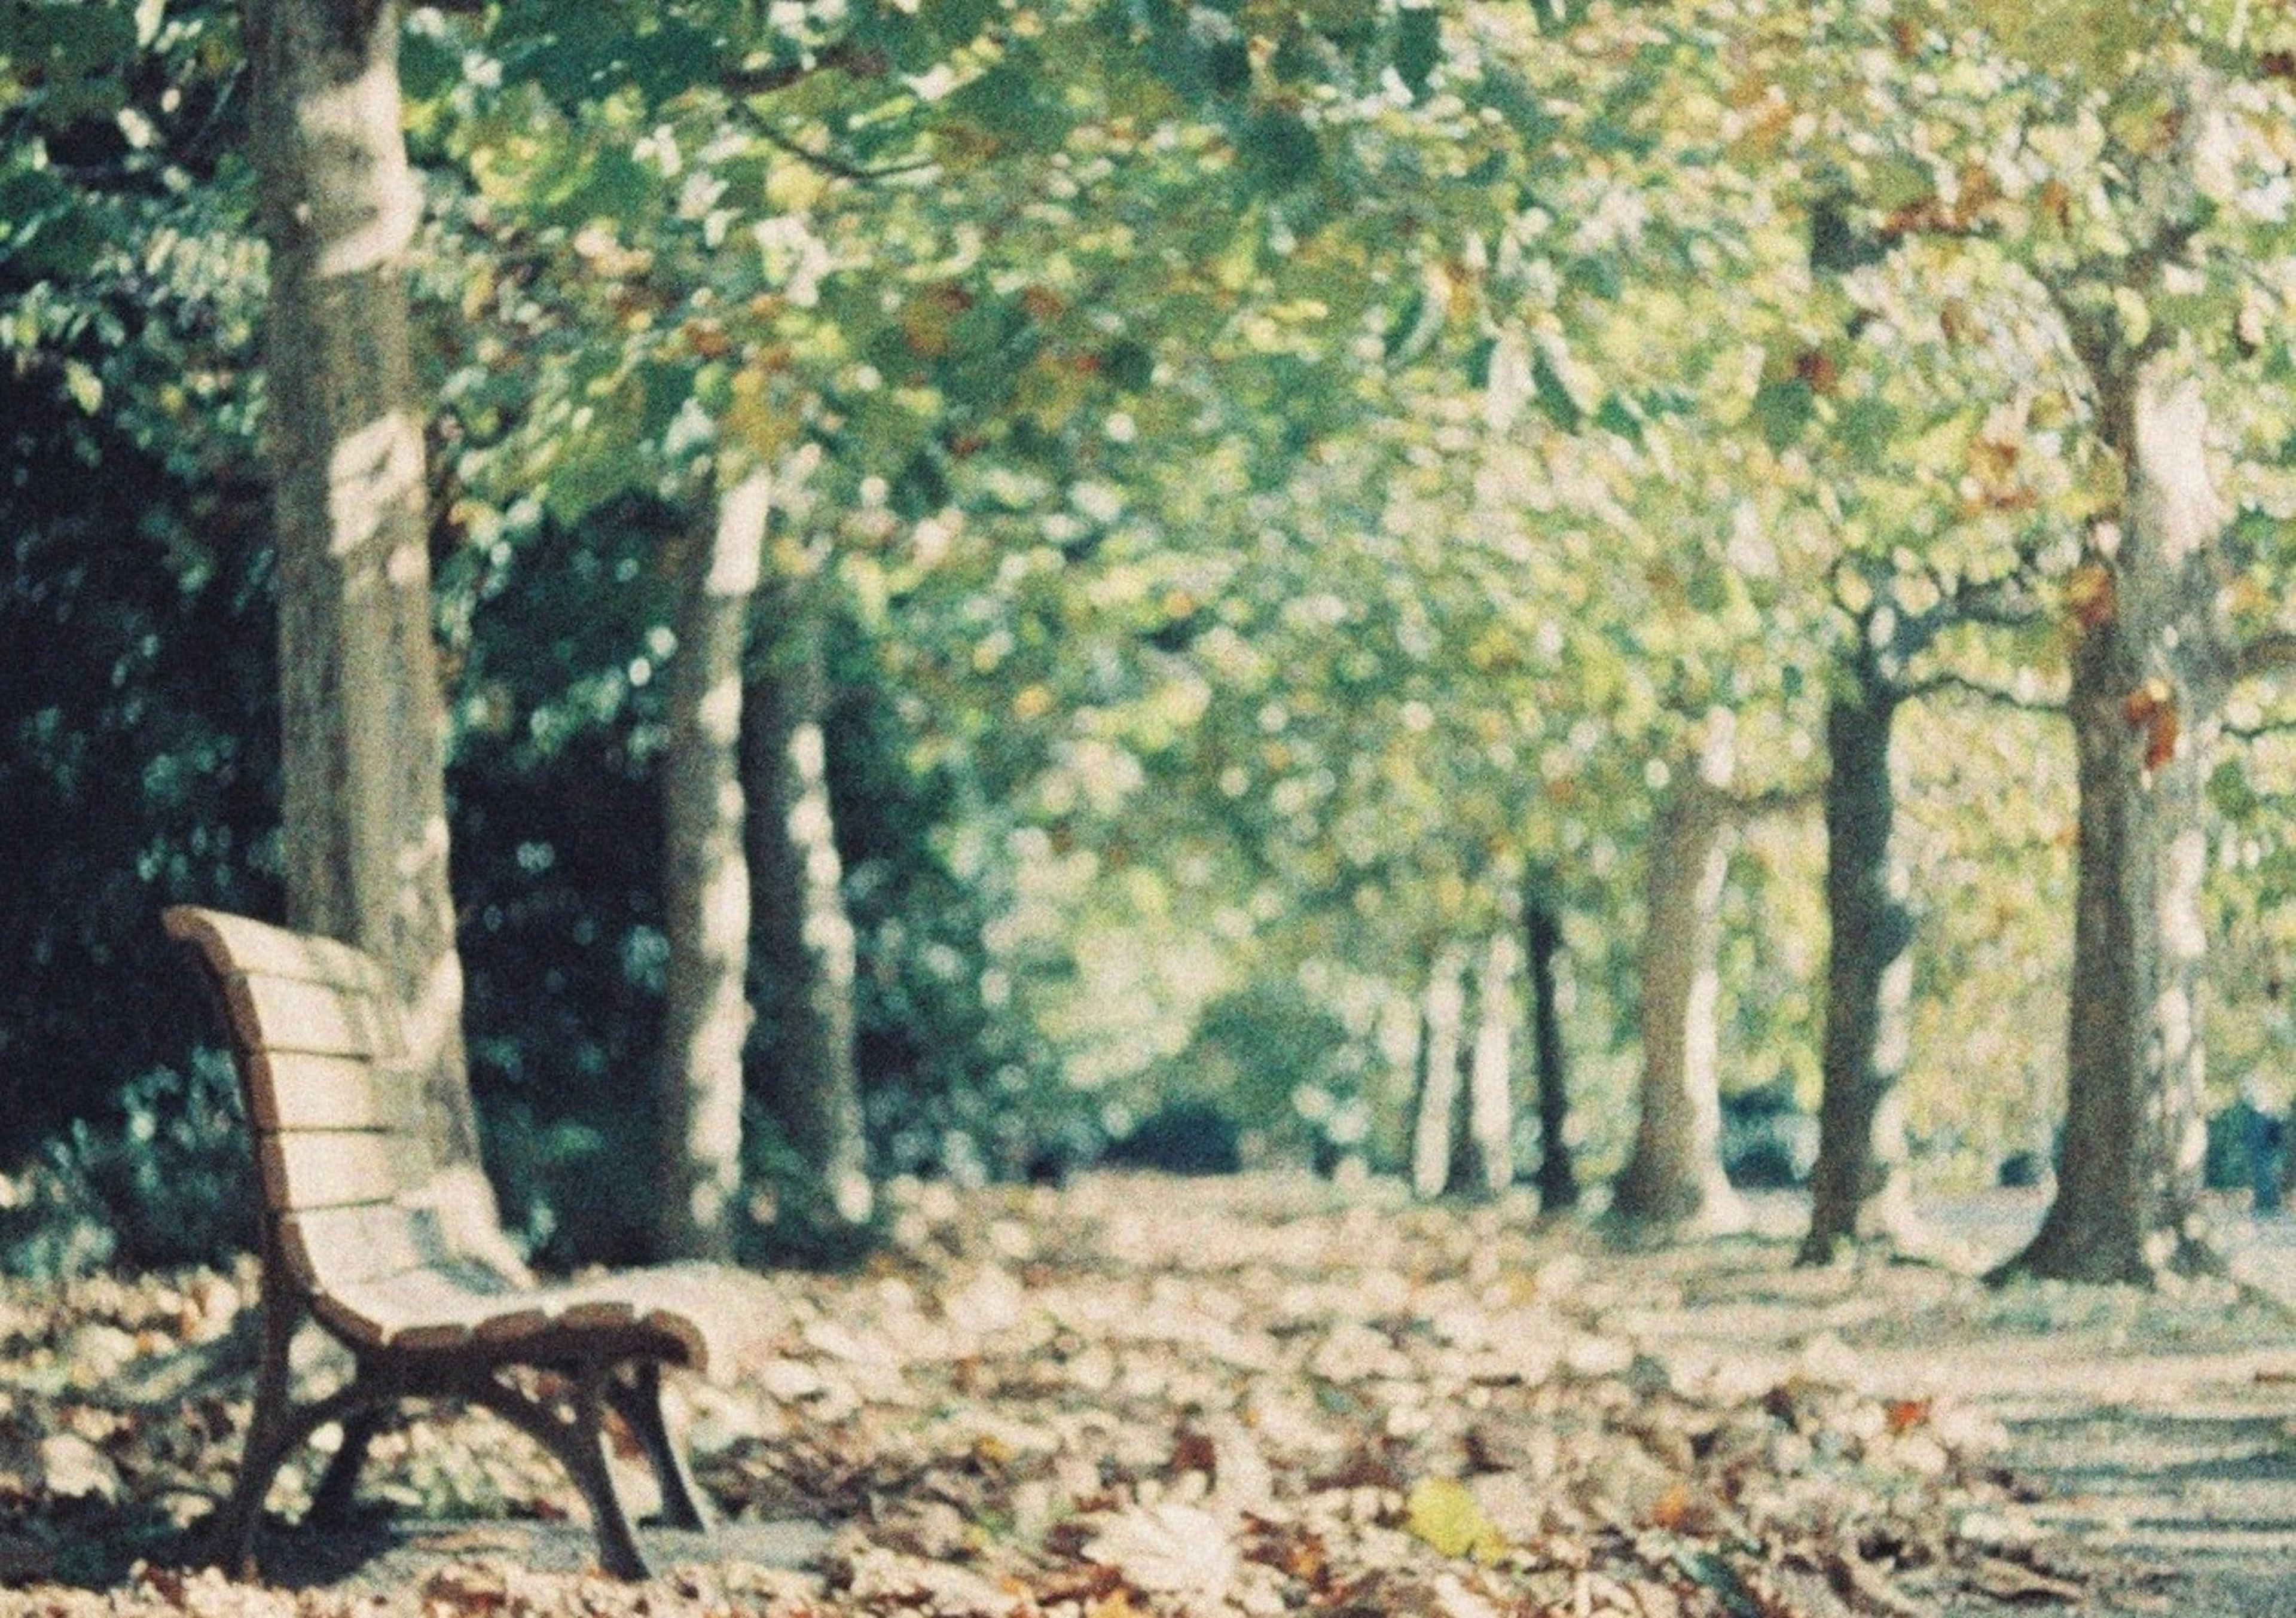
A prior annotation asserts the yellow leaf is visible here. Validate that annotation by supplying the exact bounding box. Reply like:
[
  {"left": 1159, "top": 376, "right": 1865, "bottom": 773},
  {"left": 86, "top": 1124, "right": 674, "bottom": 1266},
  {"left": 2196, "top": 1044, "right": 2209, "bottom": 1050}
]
[{"left": 1403, "top": 1476, "right": 1506, "bottom": 1562}]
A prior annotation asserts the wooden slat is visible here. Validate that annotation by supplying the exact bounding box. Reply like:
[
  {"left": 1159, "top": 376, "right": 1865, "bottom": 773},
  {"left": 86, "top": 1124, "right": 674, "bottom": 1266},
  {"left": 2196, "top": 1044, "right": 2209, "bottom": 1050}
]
[
  {"left": 322, "top": 1269, "right": 530, "bottom": 1353},
  {"left": 281, "top": 1204, "right": 532, "bottom": 1294},
  {"left": 277, "top": 1205, "right": 438, "bottom": 1290},
  {"left": 241, "top": 1050, "right": 396, "bottom": 1132},
  {"left": 224, "top": 971, "right": 399, "bottom": 1060},
  {"left": 258, "top": 1130, "right": 410, "bottom": 1211},
  {"left": 163, "top": 905, "right": 386, "bottom": 993}
]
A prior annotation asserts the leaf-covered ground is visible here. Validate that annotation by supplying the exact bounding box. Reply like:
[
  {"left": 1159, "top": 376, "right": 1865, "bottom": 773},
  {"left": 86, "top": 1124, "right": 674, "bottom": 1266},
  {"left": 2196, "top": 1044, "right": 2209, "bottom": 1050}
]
[{"left": 3, "top": 1173, "right": 2294, "bottom": 1616}]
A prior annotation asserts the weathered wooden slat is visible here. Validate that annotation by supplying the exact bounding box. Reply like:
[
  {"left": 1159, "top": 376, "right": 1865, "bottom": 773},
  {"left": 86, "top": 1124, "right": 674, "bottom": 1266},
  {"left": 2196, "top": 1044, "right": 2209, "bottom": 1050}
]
[
  {"left": 276, "top": 1205, "right": 436, "bottom": 1290},
  {"left": 163, "top": 906, "right": 386, "bottom": 994},
  {"left": 258, "top": 1130, "right": 410, "bottom": 1211},
  {"left": 242, "top": 1051, "right": 398, "bottom": 1132},
  {"left": 224, "top": 971, "right": 399, "bottom": 1060},
  {"left": 321, "top": 1269, "right": 529, "bottom": 1353}
]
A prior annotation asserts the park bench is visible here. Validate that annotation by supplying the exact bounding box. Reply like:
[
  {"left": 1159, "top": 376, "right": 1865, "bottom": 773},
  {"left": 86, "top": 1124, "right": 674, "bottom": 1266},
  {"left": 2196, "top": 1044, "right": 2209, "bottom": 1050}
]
[{"left": 163, "top": 905, "right": 777, "bottom": 1580}]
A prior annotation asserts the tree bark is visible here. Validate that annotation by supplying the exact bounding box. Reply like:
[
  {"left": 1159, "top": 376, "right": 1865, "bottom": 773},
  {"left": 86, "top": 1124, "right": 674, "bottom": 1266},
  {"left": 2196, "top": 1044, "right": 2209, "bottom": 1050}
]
[
  {"left": 2005, "top": 349, "right": 2226, "bottom": 1284},
  {"left": 248, "top": 0, "right": 478, "bottom": 1176},
  {"left": 1614, "top": 773, "right": 1745, "bottom": 1231},
  {"left": 1464, "top": 931, "right": 1517, "bottom": 1197},
  {"left": 1523, "top": 893, "right": 1578, "bottom": 1212},
  {"left": 743, "top": 576, "right": 874, "bottom": 1241},
  {"left": 1408, "top": 954, "right": 1465, "bottom": 1201},
  {"left": 1801, "top": 661, "right": 1923, "bottom": 1263},
  {"left": 654, "top": 473, "right": 771, "bottom": 1262}
]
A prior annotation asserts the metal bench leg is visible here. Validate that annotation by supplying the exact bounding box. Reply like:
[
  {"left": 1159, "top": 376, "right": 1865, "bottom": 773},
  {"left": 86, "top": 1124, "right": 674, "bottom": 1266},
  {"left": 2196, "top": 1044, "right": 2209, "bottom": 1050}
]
[
  {"left": 309, "top": 1403, "right": 387, "bottom": 1526},
  {"left": 469, "top": 1367, "right": 652, "bottom": 1580},
  {"left": 607, "top": 1362, "right": 711, "bottom": 1532},
  {"left": 207, "top": 1303, "right": 390, "bottom": 1577},
  {"left": 205, "top": 1290, "right": 300, "bottom": 1576}
]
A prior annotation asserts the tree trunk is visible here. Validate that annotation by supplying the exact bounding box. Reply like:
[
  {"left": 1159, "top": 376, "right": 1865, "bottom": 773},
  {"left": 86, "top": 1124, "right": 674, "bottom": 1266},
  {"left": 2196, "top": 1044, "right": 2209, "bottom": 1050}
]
[
  {"left": 1801, "top": 663, "right": 1922, "bottom": 1262},
  {"left": 1464, "top": 931, "right": 1517, "bottom": 1197},
  {"left": 248, "top": 0, "right": 478, "bottom": 1176},
  {"left": 1408, "top": 955, "right": 1465, "bottom": 1201},
  {"left": 1523, "top": 893, "right": 1578, "bottom": 1212},
  {"left": 654, "top": 473, "right": 770, "bottom": 1262},
  {"left": 743, "top": 576, "right": 873, "bottom": 1241},
  {"left": 1614, "top": 775, "right": 1744, "bottom": 1231},
  {"left": 2005, "top": 352, "right": 2225, "bottom": 1284}
]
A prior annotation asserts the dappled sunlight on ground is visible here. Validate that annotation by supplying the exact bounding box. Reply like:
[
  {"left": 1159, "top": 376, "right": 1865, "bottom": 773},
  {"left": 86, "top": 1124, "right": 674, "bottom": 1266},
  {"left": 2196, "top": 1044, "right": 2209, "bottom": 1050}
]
[{"left": 2, "top": 1172, "right": 2294, "bottom": 1614}]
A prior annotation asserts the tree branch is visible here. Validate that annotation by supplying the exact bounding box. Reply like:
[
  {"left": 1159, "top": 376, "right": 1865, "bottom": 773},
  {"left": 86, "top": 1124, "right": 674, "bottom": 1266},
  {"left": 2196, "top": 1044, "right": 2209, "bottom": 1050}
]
[
  {"left": 1905, "top": 668, "right": 2065, "bottom": 713},
  {"left": 748, "top": 120, "right": 936, "bottom": 183},
  {"left": 1724, "top": 779, "right": 1822, "bottom": 825},
  {"left": 2224, "top": 712, "right": 2296, "bottom": 742}
]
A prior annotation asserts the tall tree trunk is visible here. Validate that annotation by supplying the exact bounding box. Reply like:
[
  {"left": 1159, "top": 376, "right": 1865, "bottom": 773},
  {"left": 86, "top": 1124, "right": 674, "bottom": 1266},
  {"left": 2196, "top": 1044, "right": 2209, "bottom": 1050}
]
[
  {"left": 2007, "top": 350, "right": 2226, "bottom": 1284},
  {"left": 1464, "top": 931, "right": 1517, "bottom": 1197},
  {"left": 654, "top": 473, "right": 770, "bottom": 1262},
  {"left": 1614, "top": 774, "right": 1744, "bottom": 1231},
  {"left": 1523, "top": 892, "right": 1578, "bottom": 1212},
  {"left": 1802, "top": 660, "right": 1922, "bottom": 1262},
  {"left": 744, "top": 578, "right": 873, "bottom": 1241},
  {"left": 1408, "top": 954, "right": 1465, "bottom": 1201},
  {"left": 1446, "top": 963, "right": 1481, "bottom": 1198},
  {"left": 248, "top": 0, "right": 478, "bottom": 1176}
]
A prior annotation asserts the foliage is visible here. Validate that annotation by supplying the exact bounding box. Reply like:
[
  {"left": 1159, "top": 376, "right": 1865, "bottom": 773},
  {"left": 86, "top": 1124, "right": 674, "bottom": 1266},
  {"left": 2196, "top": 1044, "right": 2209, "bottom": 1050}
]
[{"left": 11, "top": 0, "right": 2296, "bottom": 1271}]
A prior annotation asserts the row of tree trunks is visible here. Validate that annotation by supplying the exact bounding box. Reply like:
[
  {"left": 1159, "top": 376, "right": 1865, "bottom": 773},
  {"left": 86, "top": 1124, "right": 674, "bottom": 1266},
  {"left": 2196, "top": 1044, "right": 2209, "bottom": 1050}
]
[
  {"left": 656, "top": 494, "right": 876, "bottom": 1260},
  {"left": 252, "top": 0, "right": 874, "bottom": 1264},
  {"left": 1408, "top": 934, "right": 1522, "bottom": 1202}
]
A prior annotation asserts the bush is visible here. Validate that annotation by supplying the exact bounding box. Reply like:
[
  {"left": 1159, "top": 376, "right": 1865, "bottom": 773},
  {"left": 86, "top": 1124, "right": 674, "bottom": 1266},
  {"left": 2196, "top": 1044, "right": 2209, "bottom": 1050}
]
[
  {"left": 1104, "top": 1101, "right": 1244, "bottom": 1176},
  {"left": 0, "top": 1052, "right": 252, "bottom": 1278}
]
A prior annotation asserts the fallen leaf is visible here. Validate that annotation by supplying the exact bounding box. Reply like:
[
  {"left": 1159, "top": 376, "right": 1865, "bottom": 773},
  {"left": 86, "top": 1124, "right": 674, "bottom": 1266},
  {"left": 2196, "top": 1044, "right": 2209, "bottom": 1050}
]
[
  {"left": 1403, "top": 1476, "right": 1507, "bottom": 1562},
  {"left": 1084, "top": 1501, "right": 1238, "bottom": 1598},
  {"left": 37, "top": 1431, "right": 118, "bottom": 1501}
]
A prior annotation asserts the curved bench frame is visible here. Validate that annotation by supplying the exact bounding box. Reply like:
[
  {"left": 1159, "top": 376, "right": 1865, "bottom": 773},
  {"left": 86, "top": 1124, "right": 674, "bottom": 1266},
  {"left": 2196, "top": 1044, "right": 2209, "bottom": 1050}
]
[{"left": 166, "top": 906, "right": 722, "bottom": 1580}]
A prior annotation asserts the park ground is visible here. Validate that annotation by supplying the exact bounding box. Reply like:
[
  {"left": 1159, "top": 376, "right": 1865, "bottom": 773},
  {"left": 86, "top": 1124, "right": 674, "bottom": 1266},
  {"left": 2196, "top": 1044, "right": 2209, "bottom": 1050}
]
[{"left": 2, "top": 1173, "right": 2294, "bottom": 1616}]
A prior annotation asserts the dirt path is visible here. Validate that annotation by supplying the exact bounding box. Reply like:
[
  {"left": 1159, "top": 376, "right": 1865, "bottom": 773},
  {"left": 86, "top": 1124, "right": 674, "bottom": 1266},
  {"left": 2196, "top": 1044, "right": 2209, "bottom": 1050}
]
[{"left": 1571, "top": 1202, "right": 2296, "bottom": 1617}]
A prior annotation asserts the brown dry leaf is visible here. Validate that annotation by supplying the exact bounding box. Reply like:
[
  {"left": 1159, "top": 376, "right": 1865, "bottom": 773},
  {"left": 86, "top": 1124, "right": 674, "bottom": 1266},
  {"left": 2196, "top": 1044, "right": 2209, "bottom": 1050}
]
[{"left": 421, "top": 1562, "right": 513, "bottom": 1613}]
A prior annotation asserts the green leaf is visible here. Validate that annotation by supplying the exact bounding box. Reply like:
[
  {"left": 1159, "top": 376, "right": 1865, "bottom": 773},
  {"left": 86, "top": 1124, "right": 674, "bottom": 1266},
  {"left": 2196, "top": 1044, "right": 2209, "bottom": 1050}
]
[
  {"left": 0, "top": 169, "right": 115, "bottom": 276},
  {"left": 1103, "top": 340, "right": 1155, "bottom": 393},
  {"left": 1403, "top": 1477, "right": 1506, "bottom": 1562},
  {"left": 949, "top": 54, "right": 1070, "bottom": 149},
  {"left": 506, "top": 6, "right": 721, "bottom": 109},
  {"left": 1752, "top": 377, "right": 1814, "bottom": 451},
  {"left": 1595, "top": 395, "right": 1642, "bottom": 443},
  {"left": 1393, "top": 8, "right": 1440, "bottom": 94},
  {"left": 1239, "top": 109, "right": 1320, "bottom": 196},
  {"left": 1530, "top": 350, "right": 1584, "bottom": 431},
  {"left": 63, "top": 360, "right": 103, "bottom": 414},
  {"left": 401, "top": 27, "right": 462, "bottom": 106}
]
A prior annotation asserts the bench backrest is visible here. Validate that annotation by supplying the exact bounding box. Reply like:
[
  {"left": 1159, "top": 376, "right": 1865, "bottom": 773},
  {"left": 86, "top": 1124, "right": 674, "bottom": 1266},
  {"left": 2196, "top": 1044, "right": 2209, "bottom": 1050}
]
[{"left": 163, "top": 906, "right": 530, "bottom": 1310}]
